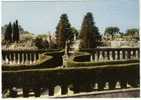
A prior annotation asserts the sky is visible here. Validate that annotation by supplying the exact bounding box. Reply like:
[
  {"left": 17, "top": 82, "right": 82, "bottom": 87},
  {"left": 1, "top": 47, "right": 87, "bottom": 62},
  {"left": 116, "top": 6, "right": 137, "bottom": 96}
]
[{"left": 2, "top": 0, "right": 139, "bottom": 34}]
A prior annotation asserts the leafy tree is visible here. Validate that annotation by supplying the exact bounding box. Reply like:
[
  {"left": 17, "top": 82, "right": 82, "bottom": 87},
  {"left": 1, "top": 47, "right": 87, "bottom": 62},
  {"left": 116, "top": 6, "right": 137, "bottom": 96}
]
[
  {"left": 4, "top": 22, "right": 12, "bottom": 42},
  {"left": 126, "top": 28, "right": 139, "bottom": 37},
  {"left": 70, "top": 27, "right": 79, "bottom": 40},
  {"left": 2, "top": 24, "right": 8, "bottom": 35},
  {"left": 34, "top": 37, "right": 49, "bottom": 49},
  {"left": 55, "top": 14, "right": 72, "bottom": 48},
  {"left": 104, "top": 27, "right": 120, "bottom": 37},
  {"left": 79, "top": 12, "right": 99, "bottom": 49}
]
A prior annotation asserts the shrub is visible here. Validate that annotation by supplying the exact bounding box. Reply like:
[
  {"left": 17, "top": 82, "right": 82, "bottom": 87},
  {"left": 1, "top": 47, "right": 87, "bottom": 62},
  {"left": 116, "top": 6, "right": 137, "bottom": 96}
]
[{"left": 66, "top": 59, "right": 139, "bottom": 68}]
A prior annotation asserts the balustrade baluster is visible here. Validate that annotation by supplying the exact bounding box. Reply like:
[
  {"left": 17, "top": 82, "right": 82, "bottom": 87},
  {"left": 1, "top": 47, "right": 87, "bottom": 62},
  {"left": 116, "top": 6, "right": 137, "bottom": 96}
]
[
  {"left": 109, "top": 51, "right": 113, "bottom": 60},
  {"left": 130, "top": 50, "right": 133, "bottom": 59},
  {"left": 26, "top": 53, "right": 28, "bottom": 64},
  {"left": 94, "top": 52, "right": 97, "bottom": 62},
  {"left": 90, "top": 55, "right": 93, "bottom": 62},
  {"left": 99, "top": 51, "right": 102, "bottom": 61},
  {"left": 21, "top": 53, "right": 24, "bottom": 64},
  {"left": 33, "top": 53, "right": 36, "bottom": 63}
]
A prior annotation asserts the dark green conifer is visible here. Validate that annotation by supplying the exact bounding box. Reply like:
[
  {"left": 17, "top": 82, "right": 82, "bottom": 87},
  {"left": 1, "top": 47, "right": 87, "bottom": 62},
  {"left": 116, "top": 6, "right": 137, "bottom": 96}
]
[
  {"left": 4, "top": 22, "right": 12, "bottom": 42},
  {"left": 13, "top": 20, "right": 20, "bottom": 42},
  {"left": 55, "top": 14, "right": 72, "bottom": 48},
  {"left": 79, "top": 12, "right": 99, "bottom": 49}
]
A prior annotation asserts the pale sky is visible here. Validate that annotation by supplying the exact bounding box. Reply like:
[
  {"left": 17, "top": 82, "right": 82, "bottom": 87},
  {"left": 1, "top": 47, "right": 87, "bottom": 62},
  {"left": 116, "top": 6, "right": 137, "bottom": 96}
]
[{"left": 2, "top": 0, "right": 139, "bottom": 34}]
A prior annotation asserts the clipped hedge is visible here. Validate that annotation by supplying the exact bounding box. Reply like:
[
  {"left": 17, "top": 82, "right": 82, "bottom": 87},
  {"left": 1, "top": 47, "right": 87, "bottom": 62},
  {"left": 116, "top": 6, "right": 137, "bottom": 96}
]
[
  {"left": 2, "top": 62, "right": 139, "bottom": 91},
  {"left": 66, "top": 59, "right": 139, "bottom": 68},
  {"left": 73, "top": 52, "right": 90, "bottom": 62}
]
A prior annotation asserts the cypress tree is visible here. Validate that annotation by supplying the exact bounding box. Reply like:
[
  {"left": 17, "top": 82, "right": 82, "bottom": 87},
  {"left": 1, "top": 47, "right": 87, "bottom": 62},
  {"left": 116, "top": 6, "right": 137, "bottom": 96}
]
[
  {"left": 12, "top": 22, "right": 16, "bottom": 42},
  {"left": 4, "top": 22, "right": 12, "bottom": 42},
  {"left": 55, "top": 14, "right": 72, "bottom": 48},
  {"left": 79, "top": 12, "right": 99, "bottom": 49},
  {"left": 13, "top": 20, "right": 20, "bottom": 42}
]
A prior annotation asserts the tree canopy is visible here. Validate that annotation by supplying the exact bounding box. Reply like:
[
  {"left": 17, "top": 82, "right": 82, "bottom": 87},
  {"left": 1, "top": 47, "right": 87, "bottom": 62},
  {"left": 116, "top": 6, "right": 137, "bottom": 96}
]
[
  {"left": 126, "top": 28, "right": 139, "bottom": 36},
  {"left": 104, "top": 27, "right": 120, "bottom": 36},
  {"left": 34, "top": 36, "right": 49, "bottom": 49}
]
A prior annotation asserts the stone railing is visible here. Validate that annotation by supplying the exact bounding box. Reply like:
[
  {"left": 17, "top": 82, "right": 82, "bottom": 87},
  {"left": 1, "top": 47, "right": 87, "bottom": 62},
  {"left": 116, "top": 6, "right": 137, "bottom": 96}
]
[
  {"left": 2, "top": 48, "right": 140, "bottom": 98},
  {"left": 80, "top": 47, "right": 139, "bottom": 62},
  {"left": 2, "top": 49, "right": 63, "bottom": 65},
  {"left": 2, "top": 49, "right": 40, "bottom": 65}
]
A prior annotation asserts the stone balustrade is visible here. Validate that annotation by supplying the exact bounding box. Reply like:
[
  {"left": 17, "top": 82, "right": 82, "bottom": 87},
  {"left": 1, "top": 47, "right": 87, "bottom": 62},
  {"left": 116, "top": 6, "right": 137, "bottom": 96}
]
[
  {"left": 2, "top": 48, "right": 140, "bottom": 98},
  {"left": 83, "top": 48, "right": 139, "bottom": 62},
  {"left": 2, "top": 50, "right": 40, "bottom": 65},
  {"left": 2, "top": 48, "right": 139, "bottom": 65},
  {"left": 2, "top": 49, "right": 62, "bottom": 65}
]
